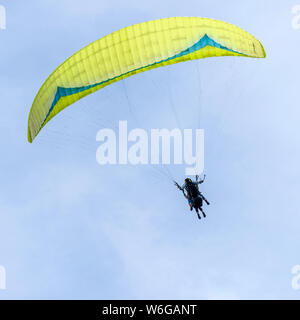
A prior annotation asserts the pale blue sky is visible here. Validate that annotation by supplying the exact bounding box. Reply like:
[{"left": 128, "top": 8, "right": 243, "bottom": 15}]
[{"left": 0, "top": 0, "right": 300, "bottom": 299}]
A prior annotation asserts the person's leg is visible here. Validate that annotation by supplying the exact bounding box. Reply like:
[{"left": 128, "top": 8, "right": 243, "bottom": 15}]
[
  {"left": 201, "top": 194, "right": 210, "bottom": 205},
  {"left": 200, "top": 207, "right": 206, "bottom": 218},
  {"left": 195, "top": 207, "right": 201, "bottom": 219},
  {"left": 188, "top": 198, "right": 193, "bottom": 211}
]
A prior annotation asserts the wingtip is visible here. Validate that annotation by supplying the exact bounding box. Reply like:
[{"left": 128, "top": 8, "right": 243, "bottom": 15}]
[{"left": 27, "top": 129, "right": 33, "bottom": 143}]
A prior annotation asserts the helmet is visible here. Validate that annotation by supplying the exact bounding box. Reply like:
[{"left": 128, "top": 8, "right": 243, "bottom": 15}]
[{"left": 185, "top": 178, "right": 192, "bottom": 184}]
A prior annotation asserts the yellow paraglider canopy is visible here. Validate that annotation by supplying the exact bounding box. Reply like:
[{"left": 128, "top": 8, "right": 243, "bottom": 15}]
[{"left": 27, "top": 17, "right": 266, "bottom": 142}]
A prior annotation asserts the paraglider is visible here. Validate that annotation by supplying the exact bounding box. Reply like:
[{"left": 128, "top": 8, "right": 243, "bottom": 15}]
[
  {"left": 174, "top": 175, "right": 210, "bottom": 220},
  {"left": 27, "top": 16, "right": 266, "bottom": 143},
  {"left": 27, "top": 17, "right": 266, "bottom": 220}
]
